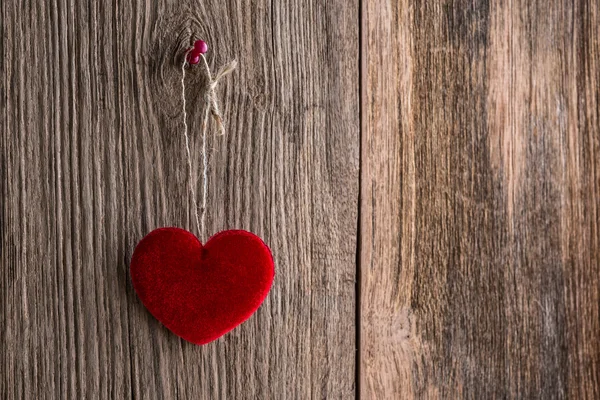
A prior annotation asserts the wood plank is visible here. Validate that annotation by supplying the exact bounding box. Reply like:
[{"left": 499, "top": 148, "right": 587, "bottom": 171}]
[
  {"left": 1, "top": 0, "right": 359, "bottom": 398},
  {"left": 360, "top": 0, "right": 600, "bottom": 398}
]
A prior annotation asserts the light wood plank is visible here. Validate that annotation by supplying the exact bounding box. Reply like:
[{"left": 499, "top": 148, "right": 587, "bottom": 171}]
[{"left": 1, "top": 0, "right": 359, "bottom": 398}]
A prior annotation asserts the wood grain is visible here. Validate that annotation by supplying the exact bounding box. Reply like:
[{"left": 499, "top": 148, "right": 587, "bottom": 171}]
[
  {"left": 3, "top": 0, "right": 600, "bottom": 398},
  {"left": 361, "top": 0, "right": 600, "bottom": 398},
  {"left": 1, "top": 0, "right": 359, "bottom": 398}
]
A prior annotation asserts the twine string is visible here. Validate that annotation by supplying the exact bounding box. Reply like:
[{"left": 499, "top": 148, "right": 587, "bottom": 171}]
[
  {"left": 181, "top": 51, "right": 201, "bottom": 236},
  {"left": 181, "top": 50, "right": 237, "bottom": 239}
]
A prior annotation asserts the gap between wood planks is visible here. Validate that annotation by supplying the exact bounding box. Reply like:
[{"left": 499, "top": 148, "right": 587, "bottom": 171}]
[{"left": 355, "top": 0, "right": 365, "bottom": 398}]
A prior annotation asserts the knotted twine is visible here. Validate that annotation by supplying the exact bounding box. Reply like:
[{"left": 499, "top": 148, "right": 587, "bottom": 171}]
[{"left": 181, "top": 50, "right": 237, "bottom": 239}]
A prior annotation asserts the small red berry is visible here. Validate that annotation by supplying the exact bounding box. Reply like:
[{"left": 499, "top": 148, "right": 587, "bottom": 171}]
[
  {"left": 194, "top": 40, "right": 208, "bottom": 54},
  {"left": 187, "top": 52, "right": 200, "bottom": 65}
]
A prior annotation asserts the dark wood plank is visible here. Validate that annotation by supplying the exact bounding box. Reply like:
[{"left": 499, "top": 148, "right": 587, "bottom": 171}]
[
  {"left": 1, "top": 0, "right": 359, "bottom": 398},
  {"left": 361, "top": 0, "right": 600, "bottom": 398}
]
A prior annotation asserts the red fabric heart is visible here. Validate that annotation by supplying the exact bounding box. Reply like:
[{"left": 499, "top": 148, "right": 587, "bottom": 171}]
[{"left": 130, "top": 227, "right": 274, "bottom": 345}]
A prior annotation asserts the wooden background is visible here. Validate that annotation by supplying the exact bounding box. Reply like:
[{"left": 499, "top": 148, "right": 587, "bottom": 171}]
[{"left": 1, "top": 0, "right": 599, "bottom": 399}]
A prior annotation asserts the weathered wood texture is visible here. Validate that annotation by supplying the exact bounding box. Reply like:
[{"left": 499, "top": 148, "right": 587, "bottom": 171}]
[
  {"left": 3, "top": 0, "right": 600, "bottom": 398},
  {"left": 361, "top": 0, "right": 600, "bottom": 399},
  {"left": 1, "top": 0, "right": 359, "bottom": 398}
]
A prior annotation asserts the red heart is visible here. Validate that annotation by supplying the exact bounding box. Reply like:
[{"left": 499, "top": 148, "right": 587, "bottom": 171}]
[{"left": 130, "top": 227, "right": 274, "bottom": 345}]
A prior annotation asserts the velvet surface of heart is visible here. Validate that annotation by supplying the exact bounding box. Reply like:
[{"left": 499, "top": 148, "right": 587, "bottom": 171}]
[{"left": 130, "top": 227, "right": 274, "bottom": 345}]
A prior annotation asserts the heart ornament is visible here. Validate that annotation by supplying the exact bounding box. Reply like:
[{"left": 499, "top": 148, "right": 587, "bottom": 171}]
[{"left": 130, "top": 228, "right": 274, "bottom": 345}]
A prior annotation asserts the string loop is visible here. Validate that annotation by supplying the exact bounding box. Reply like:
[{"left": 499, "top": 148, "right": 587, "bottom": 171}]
[{"left": 181, "top": 50, "right": 237, "bottom": 239}]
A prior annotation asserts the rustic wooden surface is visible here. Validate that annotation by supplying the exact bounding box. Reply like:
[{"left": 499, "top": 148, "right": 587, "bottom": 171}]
[
  {"left": 3, "top": 0, "right": 600, "bottom": 399},
  {"left": 1, "top": 0, "right": 359, "bottom": 398},
  {"left": 361, "top": 0, "right": 600, "bottom": 399}
]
